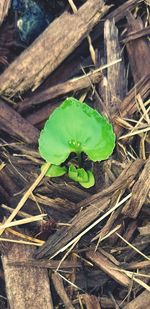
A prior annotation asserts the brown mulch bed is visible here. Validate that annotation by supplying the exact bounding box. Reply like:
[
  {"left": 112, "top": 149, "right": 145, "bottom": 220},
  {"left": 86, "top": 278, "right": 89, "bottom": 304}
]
[{"left": 0, "top": 0, "right": 150, "bottom": 308}]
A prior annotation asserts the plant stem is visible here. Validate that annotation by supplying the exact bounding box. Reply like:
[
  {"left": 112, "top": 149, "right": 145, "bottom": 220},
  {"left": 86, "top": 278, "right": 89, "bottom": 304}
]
[{"left": 77, "top": 152, "right": 82, "bottom": 166}]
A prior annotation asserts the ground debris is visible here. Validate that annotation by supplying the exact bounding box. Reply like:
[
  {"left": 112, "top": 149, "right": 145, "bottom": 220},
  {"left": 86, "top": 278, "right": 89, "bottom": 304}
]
[{"left": 0, "top": 1, "right": 150, "bottom": 308}]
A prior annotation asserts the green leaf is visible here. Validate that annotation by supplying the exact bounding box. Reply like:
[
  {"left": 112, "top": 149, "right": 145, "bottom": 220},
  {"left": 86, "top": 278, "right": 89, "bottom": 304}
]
[
  {"left": 68, "top": 164, "right": 88, "bottom": 183},
  {"left": 41, "top": 163, "right": 67, "bottom": 177},
  {"left": 39, "top": 97, "right": 116, "bottom": 165},
  {"left": 79, "top": 170, "right": 95, "bottom": 188},
  {"left": 68, "top": 164, "right": 95, "bottom": 188}
]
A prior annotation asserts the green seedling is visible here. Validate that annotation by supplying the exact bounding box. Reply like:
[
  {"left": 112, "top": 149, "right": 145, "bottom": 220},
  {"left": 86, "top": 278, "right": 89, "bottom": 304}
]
[
  {"left": 38, "top": 97, "right": 116, "bottom": 188},
  {"left": 68, "top": 164, "right": 95, "bottom": 188}
]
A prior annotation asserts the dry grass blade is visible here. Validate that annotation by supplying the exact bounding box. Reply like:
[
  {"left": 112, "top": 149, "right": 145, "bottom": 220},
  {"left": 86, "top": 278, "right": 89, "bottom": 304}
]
[
  {"left": 56, "top": 272, "right": 83, "bottom": 292},
  {"left": 0, "top": 214, "right": 47, "bottom": 230},
  {"left": 119, "top": 101, "right": 150, "bottom": 140},
  {"left": 0, "top": 162, "right": 6, "bottom": 171},
  {"left": 136, "top": 94, "right": 150, "bottom": 123},
  {"left": 6, "top": 227, "right": 44, "bottom": 245},
  {"left": 68, "top": 0, "right": 96, "bottom": 65},
  {"left": 116, "top": 233, "right": 150, "bottom": 261},
  {"left": 0, "top": 238, "right": 43, "bottom": 246},
  {"left": 113, "top": 268, "right": 150, "bottom": 292},
  {"left": 0, "top": 162, "right": 51, "bottom": 237},
  {"left": 119, "top": 126, "right": 150, "bottom": 139},
  {"left": 92, "top": 224, "right": 121, "bottom": 242}
]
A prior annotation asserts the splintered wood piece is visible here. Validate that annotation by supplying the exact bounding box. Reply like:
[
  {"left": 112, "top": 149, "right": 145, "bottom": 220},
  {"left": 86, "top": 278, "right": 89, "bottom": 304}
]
[
  {"left": 121, "top": 221, "right": 137, "bottom": 242},
  {"left": 35, "top": 160, "right": 143, "bottom": 259},
  {"left": 92, "top": 207, "right": 121, "bottom": 241},
  {"left": 104, "top": 19, "right": 126, "bottom": 103},
  {"left": 7, "top": 259, "right": 81, "bottom": 269},
  {"left": 125, "top": 260, "right": 150, "bottom": 270},
  {"left": 126, "top": 12, "right": 150, "bottom": 83},
  {"left": 123, "top": 290, "right": 150, "bottom": 309},
  {"left": 86, "top": 251, "right": 130, "bottom": 287},
  {"left": 52, "top": 272, "right": 75, "bottom": 309},
  {"left": 0, "top": 0, "right": 11, "bottom": 25},
  {"left": 113, "top": 73, "right": 150, "bottom": 129},
  {"left": 82, "top": 294, "right": 102, "bottom": 309},
  {"left": 0, "top": 0, "right": 109, "bottom": 95},
  {"left": 18, "top": 70, "right": 102, "bottom": 113},
  {"left": 122, "top": 158, "right": 150, "bottom": 218},
  {"left": 98, "top": 18, "right": 126, "bottom": 118},
  {"left": 0, "top": 99, "right": 39, "bottom": 144},
  {"left": 2, "top": 242, "right": 53, "bottom": 309},
  {"left": 124, "top": 24, "right": 150, "bottom": 42}
]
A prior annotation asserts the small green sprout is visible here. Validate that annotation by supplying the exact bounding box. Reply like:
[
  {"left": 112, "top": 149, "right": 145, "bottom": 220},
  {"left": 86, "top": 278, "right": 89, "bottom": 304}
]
[
  {"left": 38, "top": 97, "right": 116, "bottom": 188},
  {"left": 68, "top": 164, "right": 95, "bottom": 188}
]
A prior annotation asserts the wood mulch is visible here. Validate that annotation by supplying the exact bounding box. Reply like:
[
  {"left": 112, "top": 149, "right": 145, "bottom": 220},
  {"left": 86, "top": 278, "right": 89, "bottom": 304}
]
[{"left": 0, "top": 0, "right": 150, "bottom": 308}]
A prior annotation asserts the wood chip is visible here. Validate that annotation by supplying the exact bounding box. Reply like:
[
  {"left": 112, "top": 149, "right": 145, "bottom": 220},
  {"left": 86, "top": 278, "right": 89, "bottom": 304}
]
[
  {"left": 122, "top": 158, "right": 150, "bottom": 218},
  {"left": 123, "top": 290, "right": 150, "bottom": 309},
  {"left": 0, "top": 0, "right": 11, "bottom": 25},
  {"left": 52, "top": 272, "right": 75, "bottom": 309},
  {"left": 2, "top": 241, "right": 54, "bottom": 309},
  {"left": 126, "top": 12, "right": 150, "bottom": 83},
  {"left": 82, "top": 294, "right": 102, "bottom": 309},
  {"left": 0, "top": 99, "right": 39, "bottom": 144},
  {"left": 86, "top": 250, "right": 130, "bottom": 287}
]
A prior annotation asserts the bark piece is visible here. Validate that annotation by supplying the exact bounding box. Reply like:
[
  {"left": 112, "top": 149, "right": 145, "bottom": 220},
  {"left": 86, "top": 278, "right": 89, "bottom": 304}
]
[
  {"left": 0, "top": 0, "right": 108, "bottom": 95},
  {"left": 25, "top": 102, "right": 58, "bottom": 126},
  {"left": 0, "top": 99, "right": 39, "bottom": 143},
  {"left": 35, "top": 160, "right": 143, "bottom": 259},
  {"left": 122, "top": 158, "right": 150, "bottom": 218},
  {"left": 8, "top": 259, "right": 81, "bottom": 269},
  {"left": 86, "top": 250, "right": 130, "bottom": 287},
  {"left": 98, "top": 18, "right": 127, "bottom": 119},
  {"left": 2, "top": 242, "right": 53, "bottom": 309},
  {"left": 104, "top": 19, "right": 126, "bottom": 108},
  {"left": 52, "top": 272, "right": 75, "bottom": 309},
  {"left": 124, "top": 260, "right": 150, "bottom": 270},
  {"left": 126, "top": 12, "right": 150, "bottom": 83},
  {"left": 138, "top": 224, "right": 150, "bottom": 236},
  {"left": 0, "top": 0, "right": 11, "bottom": 25},
  {"left": 124, "top": 24, "right": 150, "bottom": 42},
  {"left": 123, "top": 290, "right": 150, "bottom": 309},
  {"left": 121, "top": 221, "right": 137, "bottom": 242},
  {"left": 0, "top": 167, "right": 19, "bottom": 196},
  {"left": 18, "top": 70, "right": 102, "bottom": 113}
]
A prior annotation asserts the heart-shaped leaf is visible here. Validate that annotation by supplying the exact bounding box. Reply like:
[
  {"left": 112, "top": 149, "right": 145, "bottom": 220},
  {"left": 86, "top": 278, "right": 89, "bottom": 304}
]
[{"left": 39, "top": 97, "right": 116, "bottom": 165}]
